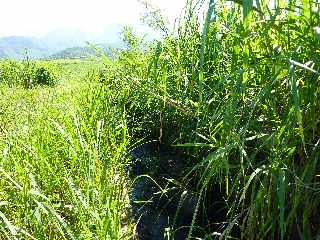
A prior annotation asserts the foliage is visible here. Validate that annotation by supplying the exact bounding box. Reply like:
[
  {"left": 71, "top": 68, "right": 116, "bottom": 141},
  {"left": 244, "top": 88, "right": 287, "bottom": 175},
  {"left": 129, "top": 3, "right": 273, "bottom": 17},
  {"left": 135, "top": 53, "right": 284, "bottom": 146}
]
[
  {"left": 33, "top": 63, "right": 57, "bottom": 86},
  {"left": 0, "top": 60, "right": 23, "bottom": 87},
  {"left": 97, "top": 26, "right": 151, "bottom": 85},
  {"left": 0, "top": 59, "right": 59, "bottom": 88},
  {"left": 0, "top": 60, "right": 133, "bottom": 239},
  {"left": 139, "top": 0, "right": 170, "bottom": 35},
  {"left": 1, "top": 0, "right": 320, "bottom": 239},
  {"left": 104, "top": 0, "right": 320, "bottom": 238}
]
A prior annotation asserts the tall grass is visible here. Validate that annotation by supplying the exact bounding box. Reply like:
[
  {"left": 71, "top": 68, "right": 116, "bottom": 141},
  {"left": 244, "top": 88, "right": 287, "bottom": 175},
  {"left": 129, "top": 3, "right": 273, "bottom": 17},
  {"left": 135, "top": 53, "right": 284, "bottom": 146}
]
[
  {"left": 0, "top": 0, "right": 319, "bottom": 238},
  {"left": 0, "top": 59, "right": 60, "bottom": 88},
  {"left": 0, "top": 61, "right": 133, "bottom": 239},
  {"left": 106, "top": 0, "right": 320, "bottom": 238}
]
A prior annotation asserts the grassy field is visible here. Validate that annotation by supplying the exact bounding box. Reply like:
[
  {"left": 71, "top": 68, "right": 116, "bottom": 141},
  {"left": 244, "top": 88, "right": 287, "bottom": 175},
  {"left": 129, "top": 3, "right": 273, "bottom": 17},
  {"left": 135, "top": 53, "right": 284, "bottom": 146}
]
[
  {"left": 0, "top": 60, "right": 133, "bottom": 239},
  {"left": 1, "top": 0, "right": 320, "bottom": 239}
]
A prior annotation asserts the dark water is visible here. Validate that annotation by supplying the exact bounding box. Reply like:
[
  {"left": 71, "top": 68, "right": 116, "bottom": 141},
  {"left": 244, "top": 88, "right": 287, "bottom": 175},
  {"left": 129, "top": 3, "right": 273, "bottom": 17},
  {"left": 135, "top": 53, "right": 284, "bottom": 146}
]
[{"left": 127, "top": 142, "right": 228, "bottom": 240}]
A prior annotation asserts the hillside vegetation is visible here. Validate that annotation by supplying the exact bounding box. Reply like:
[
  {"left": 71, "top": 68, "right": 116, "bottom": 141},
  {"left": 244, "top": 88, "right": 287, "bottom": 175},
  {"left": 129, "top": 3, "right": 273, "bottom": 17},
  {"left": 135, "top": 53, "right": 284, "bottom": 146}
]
[
  {"left": 0, "top": 0, "right": 319, "bottom": 239},
  {"left": 47, "top": 44, "right": 124, "bottom": 60}
]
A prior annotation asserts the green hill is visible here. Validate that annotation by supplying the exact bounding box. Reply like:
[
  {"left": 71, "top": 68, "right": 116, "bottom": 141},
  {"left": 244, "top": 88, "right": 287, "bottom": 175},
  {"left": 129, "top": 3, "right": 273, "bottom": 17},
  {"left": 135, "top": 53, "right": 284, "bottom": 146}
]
[{"left": 47, "top": 43, "right": 124, "bottom": 60}]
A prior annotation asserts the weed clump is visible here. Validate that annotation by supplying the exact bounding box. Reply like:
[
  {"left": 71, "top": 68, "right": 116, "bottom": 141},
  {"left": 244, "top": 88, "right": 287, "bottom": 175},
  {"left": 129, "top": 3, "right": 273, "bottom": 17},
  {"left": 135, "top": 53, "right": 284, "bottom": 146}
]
[
  {"left": 0, "top": 59, "right": 59, "bottom": 88},
  {"left": 33, "top": 64, "right": 57, "bottom": 86}
]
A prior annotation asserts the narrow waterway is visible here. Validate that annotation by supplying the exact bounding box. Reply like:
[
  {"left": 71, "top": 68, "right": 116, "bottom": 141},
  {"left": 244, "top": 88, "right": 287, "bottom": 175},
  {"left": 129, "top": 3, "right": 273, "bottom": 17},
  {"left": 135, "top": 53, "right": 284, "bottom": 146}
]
[{"left": 127, "top": 141, "right": 228, "bottom": 239}]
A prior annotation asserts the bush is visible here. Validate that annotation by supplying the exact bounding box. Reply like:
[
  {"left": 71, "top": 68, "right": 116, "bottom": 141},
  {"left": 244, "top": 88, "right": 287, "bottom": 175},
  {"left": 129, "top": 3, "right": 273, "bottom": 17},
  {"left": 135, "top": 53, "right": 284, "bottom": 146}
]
[
  {"left": 34, "top": 64, "right": 57, "bottom": 86},
  {"left": 0, "top": 60, "right": 58, "bottom": 88}
]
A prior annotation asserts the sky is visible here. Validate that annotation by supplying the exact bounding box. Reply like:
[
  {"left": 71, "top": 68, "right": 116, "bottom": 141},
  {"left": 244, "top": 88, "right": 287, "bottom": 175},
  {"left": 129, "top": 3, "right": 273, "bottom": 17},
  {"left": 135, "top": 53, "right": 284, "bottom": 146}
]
[{"left": 0, "top": 0, "right": 186, "bottom": 37}]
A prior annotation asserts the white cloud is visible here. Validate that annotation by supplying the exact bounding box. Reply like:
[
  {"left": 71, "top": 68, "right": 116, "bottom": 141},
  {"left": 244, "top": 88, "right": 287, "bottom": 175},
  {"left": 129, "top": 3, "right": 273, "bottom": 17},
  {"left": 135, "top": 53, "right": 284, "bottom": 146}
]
[{"left": 0, "top": 0, "right": 186, "bottom": 37}]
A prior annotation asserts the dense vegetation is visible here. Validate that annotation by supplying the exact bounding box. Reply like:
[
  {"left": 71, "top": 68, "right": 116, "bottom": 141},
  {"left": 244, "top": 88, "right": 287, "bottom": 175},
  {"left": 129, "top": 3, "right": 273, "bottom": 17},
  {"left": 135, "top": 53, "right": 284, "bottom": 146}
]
[
  {"left": 0, "top": 60, "right": 132, "bottom": 239},
  {"left": 0, "top": 59, "right": 60, "bottom": 88},
  {"left": 106, "top": 0, "right": 320, "bottom": 238},
  {"left": 0, "top": 0, "right": 320, "bottom": 239}
]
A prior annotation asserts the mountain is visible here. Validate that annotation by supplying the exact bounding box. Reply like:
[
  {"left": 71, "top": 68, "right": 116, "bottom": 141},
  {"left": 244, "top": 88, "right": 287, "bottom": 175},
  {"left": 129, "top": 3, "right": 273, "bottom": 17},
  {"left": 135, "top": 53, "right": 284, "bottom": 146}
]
[
  {"left": 42, "top": 29, "right": 93, "bottom": 53},
  {"left": 0, "top": 24, "right": 159, "bottom": 59},
  {"left": 0, "top": 34, "right": 121, "bottom": 60},
  {"left": 0, "top": 49, "right": 7, "bottom": 58},
  {"left": 0, "top": 36, "right": 50, "bottom": 59}
]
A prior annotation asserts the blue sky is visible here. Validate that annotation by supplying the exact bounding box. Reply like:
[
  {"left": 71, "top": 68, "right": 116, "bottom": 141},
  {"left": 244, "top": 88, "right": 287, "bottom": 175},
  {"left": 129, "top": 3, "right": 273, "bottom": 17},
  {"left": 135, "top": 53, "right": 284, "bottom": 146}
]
[{"left": 0, "top": 0, "right": 186, "bottom": 37}]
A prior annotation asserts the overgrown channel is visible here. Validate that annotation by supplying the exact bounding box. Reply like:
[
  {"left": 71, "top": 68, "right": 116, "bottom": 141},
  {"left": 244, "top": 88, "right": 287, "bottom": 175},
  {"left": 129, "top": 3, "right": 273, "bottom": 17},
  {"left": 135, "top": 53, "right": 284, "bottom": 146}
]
[{"left": 127, "top": 141, "right": 231, "bottom": 239}]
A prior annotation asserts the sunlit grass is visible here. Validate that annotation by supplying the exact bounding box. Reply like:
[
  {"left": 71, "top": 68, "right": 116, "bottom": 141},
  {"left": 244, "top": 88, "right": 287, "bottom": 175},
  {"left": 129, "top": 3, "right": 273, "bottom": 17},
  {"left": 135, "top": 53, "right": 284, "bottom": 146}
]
[
  {"left": 104, "top": 0, "right": 320, "bottom": 238},
  {"left": 0, "top": 60, "right": 133, "bottom": 239},
  {"left": 1, "top": 0, "right": 320, "bottom": 239}
]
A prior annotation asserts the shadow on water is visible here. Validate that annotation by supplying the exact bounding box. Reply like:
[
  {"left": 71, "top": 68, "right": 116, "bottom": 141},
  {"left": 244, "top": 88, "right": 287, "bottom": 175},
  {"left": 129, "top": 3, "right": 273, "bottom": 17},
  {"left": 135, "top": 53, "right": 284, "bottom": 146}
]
[{"left": 127, "top": 141, "right": 232, "bottom": 240}]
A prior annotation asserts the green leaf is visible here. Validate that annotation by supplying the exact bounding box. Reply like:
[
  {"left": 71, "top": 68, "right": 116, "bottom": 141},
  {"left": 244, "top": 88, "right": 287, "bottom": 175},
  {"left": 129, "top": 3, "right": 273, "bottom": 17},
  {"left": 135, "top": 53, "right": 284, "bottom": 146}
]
[
  {"left": 243, "top": 0, "right": 253, "bottom": 26},
  {"left": 277, "top": 169, "right": 286, "bottom": 240},
  {"left": 240, "top": 166, "right": 265, "bottom": 202}
]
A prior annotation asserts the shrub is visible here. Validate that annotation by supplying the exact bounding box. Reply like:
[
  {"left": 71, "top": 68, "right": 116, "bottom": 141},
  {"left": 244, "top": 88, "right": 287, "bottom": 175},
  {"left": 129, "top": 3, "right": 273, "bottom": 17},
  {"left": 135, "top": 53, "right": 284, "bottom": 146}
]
[
  {"left": 0, "top": 60, "right": 59, "bottom": 88},
  {"left": 34, "top": 64, "right": 57, "bottom": 86}
]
